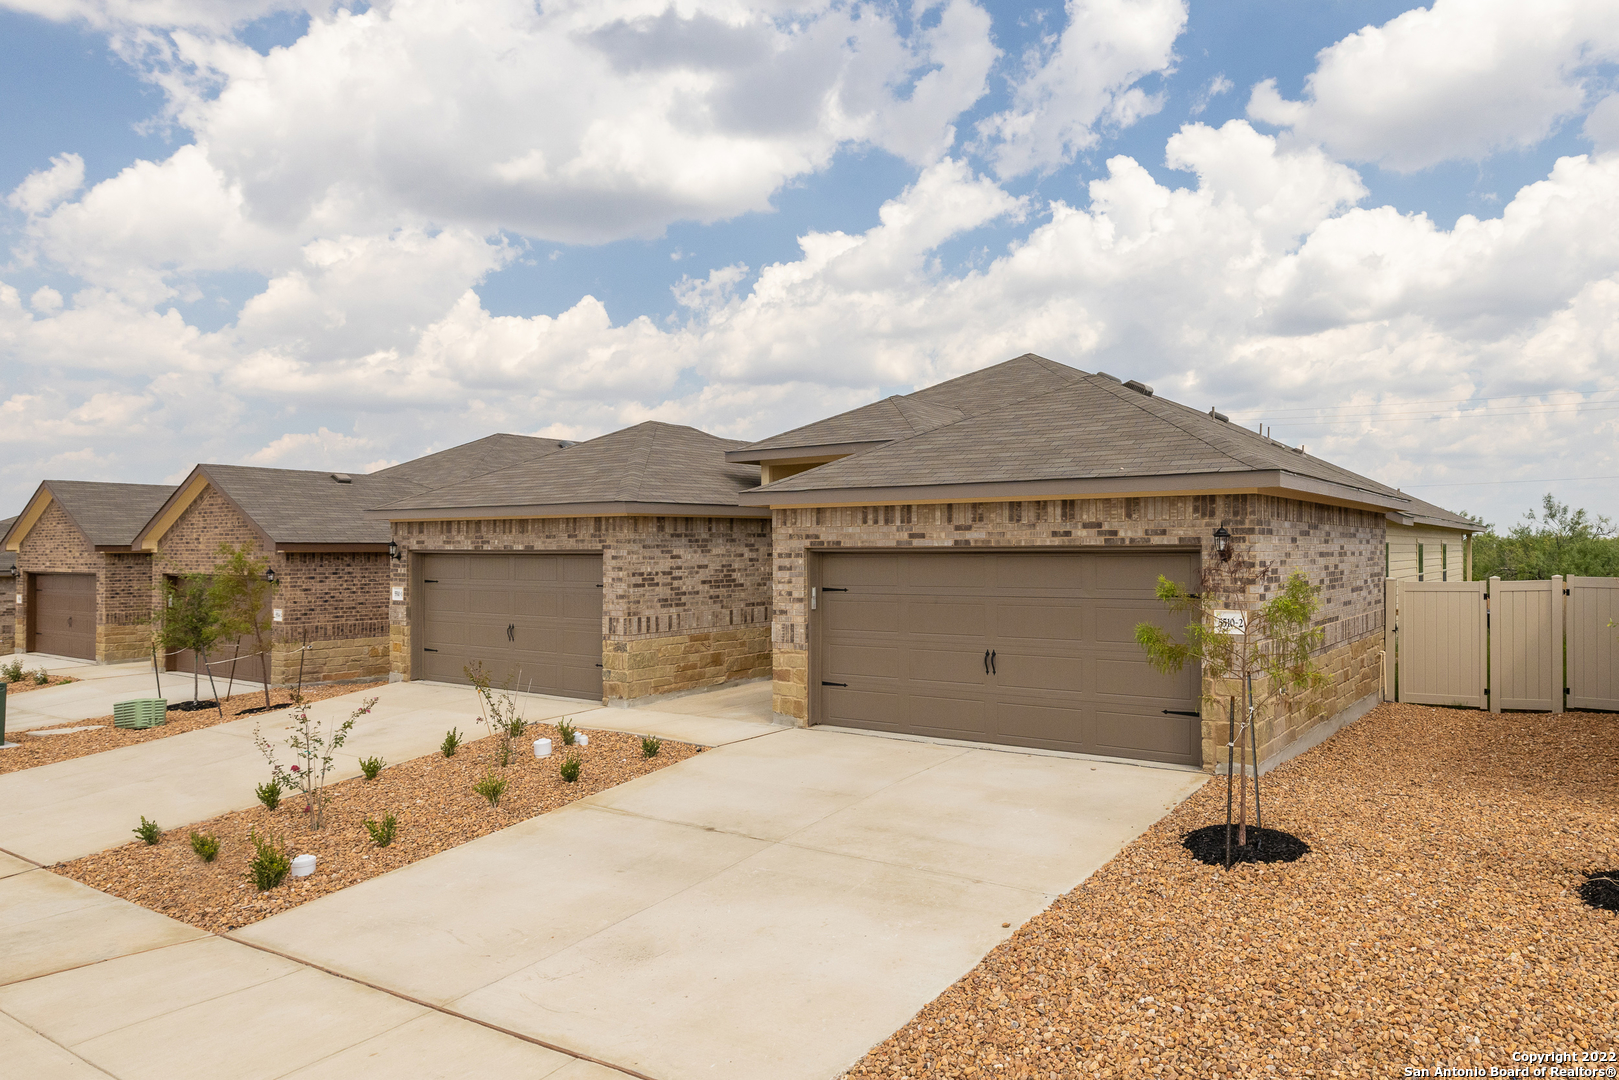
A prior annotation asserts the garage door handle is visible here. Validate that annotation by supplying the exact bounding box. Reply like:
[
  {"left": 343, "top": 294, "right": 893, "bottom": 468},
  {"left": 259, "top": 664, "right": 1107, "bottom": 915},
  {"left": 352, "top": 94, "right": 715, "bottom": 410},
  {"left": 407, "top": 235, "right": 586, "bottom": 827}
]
[
  {"left": 983, "top": 650, "right": 990, "bottom": 674},
  {"left": 822, "top": 587, "right": 848, "bottom": 592},
  {"left": 990, "top": 650, "right": 996, "bottom": 675},
  {"left": 1162, "top": 709, "right": 1200, "bottom": 717},
  {"left": 423, "top": 648, "right": 438, "bottom": 653},
  {"left": 821, "top": 681, "right": 847, "bottom": 687}
]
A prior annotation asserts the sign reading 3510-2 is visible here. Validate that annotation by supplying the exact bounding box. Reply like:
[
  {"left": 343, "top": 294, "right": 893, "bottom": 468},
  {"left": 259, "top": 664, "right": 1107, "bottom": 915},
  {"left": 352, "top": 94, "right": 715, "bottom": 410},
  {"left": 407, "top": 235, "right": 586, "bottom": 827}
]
[{"left": 1212, "top": 610, "right": 1246, "bottom": 635}]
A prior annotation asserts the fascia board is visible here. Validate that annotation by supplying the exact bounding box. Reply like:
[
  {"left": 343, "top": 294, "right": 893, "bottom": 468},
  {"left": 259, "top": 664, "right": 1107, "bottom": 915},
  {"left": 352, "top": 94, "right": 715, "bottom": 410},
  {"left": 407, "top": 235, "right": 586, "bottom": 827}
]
[
  {"left": 372, "top": 501, "right": 770, "bottom": 522},
  {"left": 723, "top": 441, "right": 887, "bottom": 464},
  {"left": 3, "top": 486, "right": 55, "bottom": 552},
  {"left": 741, "top": 470, "right": 1408, "bottom": 514}
]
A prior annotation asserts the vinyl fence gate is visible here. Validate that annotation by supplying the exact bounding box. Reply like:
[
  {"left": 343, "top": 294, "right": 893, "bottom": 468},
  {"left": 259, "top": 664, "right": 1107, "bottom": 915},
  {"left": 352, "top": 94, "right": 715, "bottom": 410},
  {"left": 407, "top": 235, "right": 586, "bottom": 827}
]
[{"left": 1384, "top": 575, "right": 1619, "bottom": 712}]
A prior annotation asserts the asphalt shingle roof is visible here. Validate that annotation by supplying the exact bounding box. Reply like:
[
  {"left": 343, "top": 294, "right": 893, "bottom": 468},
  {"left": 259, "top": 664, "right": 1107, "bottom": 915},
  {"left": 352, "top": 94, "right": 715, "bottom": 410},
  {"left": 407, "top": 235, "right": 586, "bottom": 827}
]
[
  {"left": 0, "top": 516, "right": 15, "bottom": 573},
  {"left": 195, "top": 466, "right": 423, "bottom": 544},
  {"left": 45, "top": 482, "right": 178, "bottom": 547},
  {"left": 378, "top": 422, "right": 760, "bottom": 513},
  {"left": 368, "top": 433, "right": 571, "bottom": 488},
  {"left": 757, "top": 363, "right": 1412, "bottom": 506}
]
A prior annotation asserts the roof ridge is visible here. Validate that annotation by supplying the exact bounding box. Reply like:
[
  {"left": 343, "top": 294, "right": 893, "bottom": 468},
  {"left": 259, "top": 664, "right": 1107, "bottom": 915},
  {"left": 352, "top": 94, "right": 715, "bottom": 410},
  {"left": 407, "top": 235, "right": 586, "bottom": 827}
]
[{"left": 1082, "top": 377, "right": 1279, "bottom": 474}]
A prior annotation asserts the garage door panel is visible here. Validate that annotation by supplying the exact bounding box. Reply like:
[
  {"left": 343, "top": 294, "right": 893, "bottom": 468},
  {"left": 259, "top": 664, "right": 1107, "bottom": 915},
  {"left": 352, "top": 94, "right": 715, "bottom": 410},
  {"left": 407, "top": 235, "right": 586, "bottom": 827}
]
[
  {"left": 828, "top": 644, "right": 904, "bottom": 679},
  {"left": 824, "top": 599, "right": 902, "bottom": 634},
  {"left": 419, "top": 553, "right": 602, "bottom": 700},
  {"left": 905, "top": 646, "right": 989, "bottom": 687},
  {"left": 989, "top": 602, "right": 1088, "bottom": 642},
  {"left": 817, "top": 550, "right": 1200, "bottom": 764},
  {"left": 903, "top": 601, "right": 986, "bottom": 637},
  {"left": 824, "top": 555, "right": 901, "bottom": 589}
]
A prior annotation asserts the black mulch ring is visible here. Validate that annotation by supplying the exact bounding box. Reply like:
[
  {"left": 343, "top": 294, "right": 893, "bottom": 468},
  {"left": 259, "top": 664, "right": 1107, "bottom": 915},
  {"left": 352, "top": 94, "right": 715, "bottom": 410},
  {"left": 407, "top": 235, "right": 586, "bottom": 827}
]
[
  {"left": 236, "top": 703, "right": 294, "bottom": 716},
  {"left": 1183, "top": 825, "right": 1311, "bottom": 866},
  {"left": 167, "top": 700, "right": 219, "bottom": 712},
  {"left": 1578, "top": 871, "right": 1619, "bottom": 912}
]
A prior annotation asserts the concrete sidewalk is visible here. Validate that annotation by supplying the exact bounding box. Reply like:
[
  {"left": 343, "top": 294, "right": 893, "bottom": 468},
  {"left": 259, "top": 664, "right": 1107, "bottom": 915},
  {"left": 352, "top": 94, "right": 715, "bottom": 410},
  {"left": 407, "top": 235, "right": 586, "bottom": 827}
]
[
  {"left": 238, "top": 725, "right": 1205, "bottom": 1080},
  {"left": 3, "top": 655, "right": 269, "bottom": 734},
  {"left": 0, "top": 863, "right": 634, "bottom": 1079},
  {"left": 0, "top": 679, "right": 775, "bottom": 866}
]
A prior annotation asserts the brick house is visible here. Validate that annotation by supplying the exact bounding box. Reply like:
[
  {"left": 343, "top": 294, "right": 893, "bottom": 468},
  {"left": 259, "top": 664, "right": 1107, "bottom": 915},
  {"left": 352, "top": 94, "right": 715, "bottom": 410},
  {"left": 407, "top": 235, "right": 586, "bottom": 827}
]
[
  {"left": 376, "top": 421, "right": 772, "bottom": 704},
  {"left": 730, "top": 354, "right": 1458, "bottom": 773},
  {"left": 130, "top": 434, "right": 571, "bottom": 686},
  {"left": 1, "top": 516, "right": 16, "bottom": 655},
  {"left": 2, "top": 483, "right": 178, "bottom": 662}
]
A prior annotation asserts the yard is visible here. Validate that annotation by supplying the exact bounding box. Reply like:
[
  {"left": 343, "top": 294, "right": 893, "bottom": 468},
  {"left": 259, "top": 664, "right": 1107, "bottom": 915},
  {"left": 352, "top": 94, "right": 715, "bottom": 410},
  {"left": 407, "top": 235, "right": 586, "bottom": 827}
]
[{"left": 843, "top": 702, "right": 1619, "bottom": 1079}]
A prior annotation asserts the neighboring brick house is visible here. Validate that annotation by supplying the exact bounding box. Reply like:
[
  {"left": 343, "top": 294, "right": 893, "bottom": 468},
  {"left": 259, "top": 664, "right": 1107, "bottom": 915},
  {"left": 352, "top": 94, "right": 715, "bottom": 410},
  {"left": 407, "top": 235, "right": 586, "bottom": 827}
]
[
  {"left": 1, "top": 516, "right": 16, "bottom": 655},
  {"left": 376, "top": 421, "right": 772, "bottom": 704},
  {"left": 730, "top": 354, "right": 1462, "bottom": 774},
  {"left": 130, "top": 434, "right": 571, "bottom": 686},
  {"left": 2, "top": 483, "right": 177, "bottom": 662}
]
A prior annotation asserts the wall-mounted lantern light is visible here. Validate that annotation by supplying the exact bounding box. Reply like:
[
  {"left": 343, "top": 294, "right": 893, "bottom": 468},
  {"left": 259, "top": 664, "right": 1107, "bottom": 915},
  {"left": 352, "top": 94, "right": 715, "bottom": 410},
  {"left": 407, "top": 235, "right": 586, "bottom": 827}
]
[
  {"left": 388, "top": 539, "right": 401, "bottom": 561},
  {"left": 1213, "top": 526, "right": 1231, "bottom": 562},
  {"left": 264, "top": 567, "right": 278, "bottom": 584}
]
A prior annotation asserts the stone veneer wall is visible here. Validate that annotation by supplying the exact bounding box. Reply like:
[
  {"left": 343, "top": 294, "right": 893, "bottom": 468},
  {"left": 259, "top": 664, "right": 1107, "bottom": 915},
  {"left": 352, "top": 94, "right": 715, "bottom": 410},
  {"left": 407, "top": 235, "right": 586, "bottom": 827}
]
[
  {"left": 155, "top": 486, "right": 389, "bottom": 684},
  {"left": 770, "top": 494, "right": 1385, "bottom": 771},
  {"left": 390, "top": 515, "right": 772, "bottom": 701},
  {"left": 15, "top": 500, "right": 155, "bottom": 663}
]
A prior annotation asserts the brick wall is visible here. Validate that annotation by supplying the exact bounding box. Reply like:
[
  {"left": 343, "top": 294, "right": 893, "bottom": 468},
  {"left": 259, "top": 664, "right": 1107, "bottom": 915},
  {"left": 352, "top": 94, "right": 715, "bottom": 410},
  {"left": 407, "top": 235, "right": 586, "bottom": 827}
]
[
  {"left": 391, "top": 515, "right": 772, "bottom": 700},
  {"left": 156, "top": 485, "right": 389, "bottom": 685},
  {"left": 15, "top": 500, "right": 155, "bottom": 662},
  {"left": 1, "top": 576, "right": 14, "bottom": 654},
  {"left": 770, "top": 494, "right": 1385, "bottom": 770}
]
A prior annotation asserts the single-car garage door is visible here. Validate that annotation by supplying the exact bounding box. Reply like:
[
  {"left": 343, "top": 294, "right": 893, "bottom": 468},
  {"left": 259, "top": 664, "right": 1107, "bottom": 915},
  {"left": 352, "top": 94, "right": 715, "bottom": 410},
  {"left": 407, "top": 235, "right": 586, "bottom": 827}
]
[
  {"left": 814, "top": 550, "right": 1201, "bottom": 764},
  {"left": 31, "top": 572, "right": 97, "bottom": 660},
  {"left": 418, "top": 553, "right": 603, "bottom": 700}
]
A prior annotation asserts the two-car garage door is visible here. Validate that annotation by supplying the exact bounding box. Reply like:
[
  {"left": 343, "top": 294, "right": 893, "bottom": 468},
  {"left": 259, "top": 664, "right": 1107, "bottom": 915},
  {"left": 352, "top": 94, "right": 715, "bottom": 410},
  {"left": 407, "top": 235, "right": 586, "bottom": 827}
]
[
  {"left": 815, "top": 550, "right": 1202, "bottom": 765},
  {"left": 418, "top": 553, "right": 603, "bottom": 700}
]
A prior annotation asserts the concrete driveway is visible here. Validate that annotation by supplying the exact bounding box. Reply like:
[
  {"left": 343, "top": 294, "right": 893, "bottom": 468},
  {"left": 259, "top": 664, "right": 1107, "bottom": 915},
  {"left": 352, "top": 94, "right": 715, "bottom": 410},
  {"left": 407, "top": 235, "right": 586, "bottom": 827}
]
[
  {"left": 237, "top": 724, "right": 1204, "bottom": 1080},
  {"left": 3, "top": 654, "right": 267, "bottom": 734}
]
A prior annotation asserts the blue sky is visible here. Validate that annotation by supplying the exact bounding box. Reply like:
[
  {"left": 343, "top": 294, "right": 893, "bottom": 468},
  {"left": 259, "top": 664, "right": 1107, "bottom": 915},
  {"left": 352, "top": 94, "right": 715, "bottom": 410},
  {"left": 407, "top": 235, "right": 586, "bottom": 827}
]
[{"left": 2, "top": 0, "right": 1618, "bottom": 529}]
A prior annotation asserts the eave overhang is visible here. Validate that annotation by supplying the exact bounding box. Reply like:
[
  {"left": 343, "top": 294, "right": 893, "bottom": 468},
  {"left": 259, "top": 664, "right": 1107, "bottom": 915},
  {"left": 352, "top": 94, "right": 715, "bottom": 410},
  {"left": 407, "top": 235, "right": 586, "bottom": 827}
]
[
  {"left": 724, "top": 441, "right": 887, "bottom": 465},
  {"left": 373, "top": 501, "right": 771, "bottom": 523},
  {"left": 3, "top": 485, "right": 56, "bottom": 552},
  {"left": 738, "top": 469, "right": 1411, "bottom": 515}
]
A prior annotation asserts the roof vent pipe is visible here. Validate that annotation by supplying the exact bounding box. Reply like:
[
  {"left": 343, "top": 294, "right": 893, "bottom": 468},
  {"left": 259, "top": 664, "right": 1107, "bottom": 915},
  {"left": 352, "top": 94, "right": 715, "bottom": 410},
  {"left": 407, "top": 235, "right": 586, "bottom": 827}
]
[
  {"left": 1124, "top": 379, "right": 1154, "bottom": 397},
  {"left": 1208, "top": 407, "right": 1229, "bottom": 422}
]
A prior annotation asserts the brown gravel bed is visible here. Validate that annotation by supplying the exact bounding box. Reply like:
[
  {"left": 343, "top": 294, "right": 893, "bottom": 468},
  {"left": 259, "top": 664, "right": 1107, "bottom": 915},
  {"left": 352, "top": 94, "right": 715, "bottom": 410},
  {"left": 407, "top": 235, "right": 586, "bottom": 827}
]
[
  {"left": 2, "top": 674, "right": 78, "bottom": 695},
  {"left": 54, "top": 722, "right": 700, "bottom": 933},
  {"left": 0, "top": 682, "right": 386, "bottom": 775},
  {"left": 844, "top": 703, "right": 1619, "bottom": 1079}
]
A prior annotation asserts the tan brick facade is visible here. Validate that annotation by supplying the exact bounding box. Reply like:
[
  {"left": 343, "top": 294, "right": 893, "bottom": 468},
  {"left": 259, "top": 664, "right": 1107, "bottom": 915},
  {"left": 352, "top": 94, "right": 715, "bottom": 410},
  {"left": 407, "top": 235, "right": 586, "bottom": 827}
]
[
  {"left": 1, "top": 577, "right": 14, "bottom": 654},
  {"left": 155, "top": 486, "right": 390, "bottom": 685},
  {"left": 390, "top": 515, "right": 772, "bottom": 701},
  {"left": 15, "top": 500, "right": 156, "bottom": 663},
  {"left": 769, "top": 494, "right": 1385, "bottom": 771}
]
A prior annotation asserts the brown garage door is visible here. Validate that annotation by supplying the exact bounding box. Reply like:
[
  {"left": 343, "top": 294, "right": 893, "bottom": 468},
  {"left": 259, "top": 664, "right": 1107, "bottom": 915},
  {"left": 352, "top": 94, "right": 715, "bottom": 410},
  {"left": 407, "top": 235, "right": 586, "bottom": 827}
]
[
  {"left": 815, "top": 551, "right": 1201, "bottom": 764},
  {"left": 31, "top": 572, "right": 97, "bottom": 660},
  {"left": 418, "top": 553, "right": 603, "bottom": 700}
]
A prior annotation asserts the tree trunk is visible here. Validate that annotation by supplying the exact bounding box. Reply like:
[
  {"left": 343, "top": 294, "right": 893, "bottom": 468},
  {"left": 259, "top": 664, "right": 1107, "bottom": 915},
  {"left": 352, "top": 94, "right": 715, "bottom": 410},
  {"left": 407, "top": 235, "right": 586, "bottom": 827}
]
[{"left": 258, "top": 630, "right": 271, "bottom": 709}]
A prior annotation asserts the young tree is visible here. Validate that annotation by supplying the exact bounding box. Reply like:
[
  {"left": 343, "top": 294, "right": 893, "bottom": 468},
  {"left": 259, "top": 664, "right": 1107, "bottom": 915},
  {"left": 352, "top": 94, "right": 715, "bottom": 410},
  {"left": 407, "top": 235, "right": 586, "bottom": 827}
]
[
  {"left": 211, "top": 544, "right": 277, "bottom": 709},
  {"left": 1135, "top": 570, "right": 1326, "bottom": 862},
  {"left": 159, "top": 573, "right": 225, "bottom": 706}
]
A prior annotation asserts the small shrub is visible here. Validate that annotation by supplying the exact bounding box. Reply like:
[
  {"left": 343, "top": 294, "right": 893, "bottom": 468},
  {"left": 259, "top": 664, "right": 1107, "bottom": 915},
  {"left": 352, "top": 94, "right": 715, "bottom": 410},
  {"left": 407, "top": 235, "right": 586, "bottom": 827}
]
[
  {"left": 363, "top": 812, "right": 397, "bottom": 847},
  {"left": 32, "top": 667, "right": 50, "bottom": 685},
  {"left": 441, "top": 727, "right": 463, "bottom": 757},
  {"left": 559, "top": 754, "right": 581, "bottom": 783},
  {"left": 255, "top": 780, "right": 283, "bottom": 810},
  {"left": 555, "top": 719, "right": 578, "bottom": 747},
  {"left": 246, "top": 829, "right": 291, "bottom": 891},
  {"left": 641, "top": 736, "right": 662, "bottom": 758},
  {"left": 189, "top": 831, "right": 219, "bottom": 862},
  {"left": 1, "top": 658, "right": 22, "bottom": 682},
  {"left": 473, "top": 770, "right": 508, "bottom": 807},
  {"left": 133, "top": 816, "right": 162, "bottom": 845},
  {"left": 359, "top": 755, "right": 386, "bottom": 780}
]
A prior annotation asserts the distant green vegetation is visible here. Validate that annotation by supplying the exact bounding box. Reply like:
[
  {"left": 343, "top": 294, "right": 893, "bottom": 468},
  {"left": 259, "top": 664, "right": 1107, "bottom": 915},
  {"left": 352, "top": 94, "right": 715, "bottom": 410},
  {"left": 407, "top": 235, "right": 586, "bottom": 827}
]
[{"left": 1468, "top": 495, "right": 1619, "bottom": 580}]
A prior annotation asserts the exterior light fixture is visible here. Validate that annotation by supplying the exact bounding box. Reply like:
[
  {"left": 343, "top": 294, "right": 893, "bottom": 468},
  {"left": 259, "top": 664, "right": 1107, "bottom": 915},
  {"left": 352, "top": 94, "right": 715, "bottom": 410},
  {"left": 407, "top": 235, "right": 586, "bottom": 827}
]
[
  {"left": 264, "top": 567, "right": 278, "bottom": 584},
  {"left": 388, "top": 539, "right": 400, "bottom": 561},
  {"left": 1212, "top": 526, "right": 1231, "bottom": 562}
]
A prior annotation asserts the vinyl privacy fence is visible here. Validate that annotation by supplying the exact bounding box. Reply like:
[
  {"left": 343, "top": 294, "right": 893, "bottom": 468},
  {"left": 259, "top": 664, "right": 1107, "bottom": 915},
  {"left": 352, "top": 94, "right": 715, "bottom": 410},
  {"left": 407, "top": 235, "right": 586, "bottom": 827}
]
[{"left": 1383, "top": 576, "right": 1619, "bottom": 712}]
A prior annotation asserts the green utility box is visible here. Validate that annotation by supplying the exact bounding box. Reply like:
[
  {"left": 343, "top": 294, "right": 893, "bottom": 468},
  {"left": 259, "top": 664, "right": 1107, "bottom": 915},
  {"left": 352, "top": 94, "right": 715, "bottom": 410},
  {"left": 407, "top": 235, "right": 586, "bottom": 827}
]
[{"left": 113, "top": 699, "right": 168, "bottom": 730}]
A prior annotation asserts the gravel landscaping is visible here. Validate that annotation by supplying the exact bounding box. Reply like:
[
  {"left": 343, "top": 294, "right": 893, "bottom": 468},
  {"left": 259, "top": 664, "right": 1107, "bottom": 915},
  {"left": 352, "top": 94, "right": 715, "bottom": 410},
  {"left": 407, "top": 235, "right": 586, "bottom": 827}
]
[
  {"left": 843, "top": 702, "right": 1619, "bottom": 1079},
  {"left": 53, "top": 721, "right": 700, "bottom": 933},
  {"left": 0, "top": 682, "right": 385, "bottom": 775},
  {"left": 3, "top": 673, "right": 78, "bottom": 696}
]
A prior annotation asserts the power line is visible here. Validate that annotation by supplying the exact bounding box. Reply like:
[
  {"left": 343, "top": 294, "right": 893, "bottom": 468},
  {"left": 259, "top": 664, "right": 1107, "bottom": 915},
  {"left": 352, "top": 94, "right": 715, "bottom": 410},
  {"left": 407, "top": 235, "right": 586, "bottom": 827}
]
[
  {"left": 1258, "top": 403, "right": 1619, "bottom": 430},
  {"left": 1229, "top": 388, "right": 1619, "bottom": 421}
]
